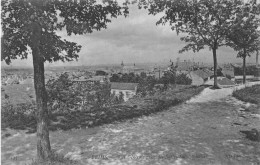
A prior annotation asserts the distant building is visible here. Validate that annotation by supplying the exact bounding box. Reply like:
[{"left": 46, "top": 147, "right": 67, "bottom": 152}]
[
  {"left": 152, "top": 65, "right": 167, "bottom": 79},
  {"left": 72, "top": 77, "right": 88, "bottom": 84},
  {"left": 120, "top": 61, "right": 144, "bottom": 74},
  {"left": 221, "top": 63, "right": 235, "bottom": 80},
  {"left": 188, "top": 69, "right": 214, "bottom": 86},
  {"left": 110, "top": 82, "right": 138, "bottom": 101},
  {"left": 176, "top": 60, "right": 194, "bottom": 73},
  {"left": 86, "top": 76, "right": 108, "bottom": 84}
]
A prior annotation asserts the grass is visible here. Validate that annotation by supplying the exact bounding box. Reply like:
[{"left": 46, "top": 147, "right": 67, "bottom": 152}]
[
  {"left": 29, "top": 151, "right": 77, "bottom": 165},
  {"left": 232, "top": 84, "right": 260, "bottom": 105},
  {"left": 1, "top": 84, "right": 35, "bottom": 105},
  {"left": 1, "top": 85, "right": 205, "bottom": 133}
]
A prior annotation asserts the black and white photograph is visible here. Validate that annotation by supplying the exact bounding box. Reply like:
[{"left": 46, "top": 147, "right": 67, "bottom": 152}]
[{"left": 1, "top": 0, "right": 260, "bottom": 164}]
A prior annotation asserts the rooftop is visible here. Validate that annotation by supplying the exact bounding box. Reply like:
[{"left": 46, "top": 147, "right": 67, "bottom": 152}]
[
  {"left": 111, "top": 82, "right": 138, "bottom": 90},
  {"left": 192, "top": 69, "right": 214, "bottom": 79}
]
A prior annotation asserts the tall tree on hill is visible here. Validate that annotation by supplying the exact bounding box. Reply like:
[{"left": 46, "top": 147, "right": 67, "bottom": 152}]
[
  {"left": 227, "top": 1, "right": 260, "bottom": 84},
  {"left": 139, "top": 0, "right": 242, "bottom": 88},
  {"left": 1, "top": 0, "right": 128, "bottom": 161}
]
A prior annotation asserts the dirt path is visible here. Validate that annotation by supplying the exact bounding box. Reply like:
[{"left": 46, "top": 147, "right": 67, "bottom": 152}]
[{"left": 2, "top": 87, "right": 260, "bottom": 165}]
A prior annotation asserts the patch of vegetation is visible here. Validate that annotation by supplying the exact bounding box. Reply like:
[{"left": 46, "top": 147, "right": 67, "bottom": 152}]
[
  {"left": 233, "top": 84, "right": 260, "bottom": 104},
  {"left": 1, "top": 85, "right": 204, "bottom": 133},
  {"left": 175, "top": 73, "right": 192, "bottom": 85},
  {"left": 1, "top": 103, "right": 36, "bottom": 131},
  {"left": 29, "top": 151, "right": 77, "bottom": 165},
  {"left": 46, "top": 73, "right": 124, "bottom": 113}
]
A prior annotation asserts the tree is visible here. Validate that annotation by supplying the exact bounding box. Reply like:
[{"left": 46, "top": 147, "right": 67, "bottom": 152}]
[
  {"left": 160, "top": 71, "right": 175, "bottom": 85},
  {"left": 128, "top": 72, "right": 136, "bottom": 82},
  {"left": 46, "top": 73, "right": 81, "bottom": 112},
  {"left": 140, "top": 72, "right": 147, "bottom": 79},
  {"left": 95, "top": 82, "right": 112, "bottom": 108},
  {"left": 1, "top": 0, "right": 128, "bottom": 161},
  {"left": 227, "top": 1, "right": 260, "bottom": 84},
  {"left": 140, "top": 0, "right": 240, "bottom": 88},
  {"left": 110, "top": 74, "right": 120, "bottom": 82},
  {"left": 95, "top": 70, "right": 108, "bottom": 76},
  {"left": 121, "top": 73, "right": 130, "bottom": 82}
]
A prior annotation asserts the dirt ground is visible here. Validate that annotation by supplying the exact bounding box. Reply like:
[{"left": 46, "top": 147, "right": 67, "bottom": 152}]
[{"left": 1, "top": 87, "right": 260, "bottom": 165}]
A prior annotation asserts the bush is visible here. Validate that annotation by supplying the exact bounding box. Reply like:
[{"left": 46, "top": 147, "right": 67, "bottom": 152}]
[
  {"left": 1, "top": 103, "right": 36, "bottom": 130},
  {"left": 176, "top": 73, "right": 192, "bottom": 85},
  {"left": 137, "top": 76, "right": 157, "bottom": 97}
]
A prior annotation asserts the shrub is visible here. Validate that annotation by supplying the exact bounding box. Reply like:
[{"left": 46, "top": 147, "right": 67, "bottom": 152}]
[
  {"left": 1, "top": 103, "right": 36, "bottom": 130},
  {"left": 176, "top": 73, "right": 192, "bottom": 85}
]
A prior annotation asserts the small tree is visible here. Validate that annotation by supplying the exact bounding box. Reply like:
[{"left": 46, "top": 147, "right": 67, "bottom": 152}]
[
  {"left": 140, "top": 0, "right": 242, "bottom": 88},
  {"left": 110, "top": 74, "right": 120, "bottom": 82},
  {"left": 227, "top": 1, "right": 260, "bottom": 84},
  {"left": 95, "top": 70, "right": 108, "bottom": 76},
  {"left": 140, "top": 72, "right": 147, "bottom": 79},
  {"left": 160, "top": 71, "right": 175, "bottom": 86}
]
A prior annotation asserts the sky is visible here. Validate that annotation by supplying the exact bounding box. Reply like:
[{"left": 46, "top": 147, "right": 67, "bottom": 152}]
[{"left": 1, "top": 3, "right": 259, "bottom": 68}]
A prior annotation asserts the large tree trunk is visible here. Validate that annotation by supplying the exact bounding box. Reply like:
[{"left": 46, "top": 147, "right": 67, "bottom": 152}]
[
  {"left": 31, "top": 22, "right": 52, "bottom": 161},
  {"left": 212, "top": 47, "right": 218, "bottom": 88},
  {"left": 256, "top": 50, "right": 259, "bottom": 68},
  {"left": 243, "top": 56, "right": 246, "bottom": 84}
]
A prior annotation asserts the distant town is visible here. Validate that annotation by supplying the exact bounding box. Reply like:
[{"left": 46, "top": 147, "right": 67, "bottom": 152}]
[{"left": 2, "top": 58, "right": 260, "bottom": 105}]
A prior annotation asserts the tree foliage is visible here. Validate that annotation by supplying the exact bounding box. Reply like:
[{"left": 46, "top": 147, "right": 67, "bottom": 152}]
[
  {"left": 140, "top": 0, "right": 237, "bottom": 51},
  {"left": 138, "top": 0, "right": 246, "bottom": 88},
  {"left": 227, "top": 1, "right": 260, "bottom": 58},
  {"left": 95, "top": 70, "right": 108, "bottom": 76},
  {"left": 226, "top": 1, "right": 260, "bottom": 83},
  {"left": 46, "top": 73, "right": 81, "bottom": 112},
  {"left": 1, "top": 0, "right": 129, "bottom": 64},
  {"left": 46, "top": 74, "right": 126, "bottom": 112}
]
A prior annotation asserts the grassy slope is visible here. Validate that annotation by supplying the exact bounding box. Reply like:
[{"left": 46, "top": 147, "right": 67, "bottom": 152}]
[{"left": 232, "top": 84, "right": 260, "bottom": 105}]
